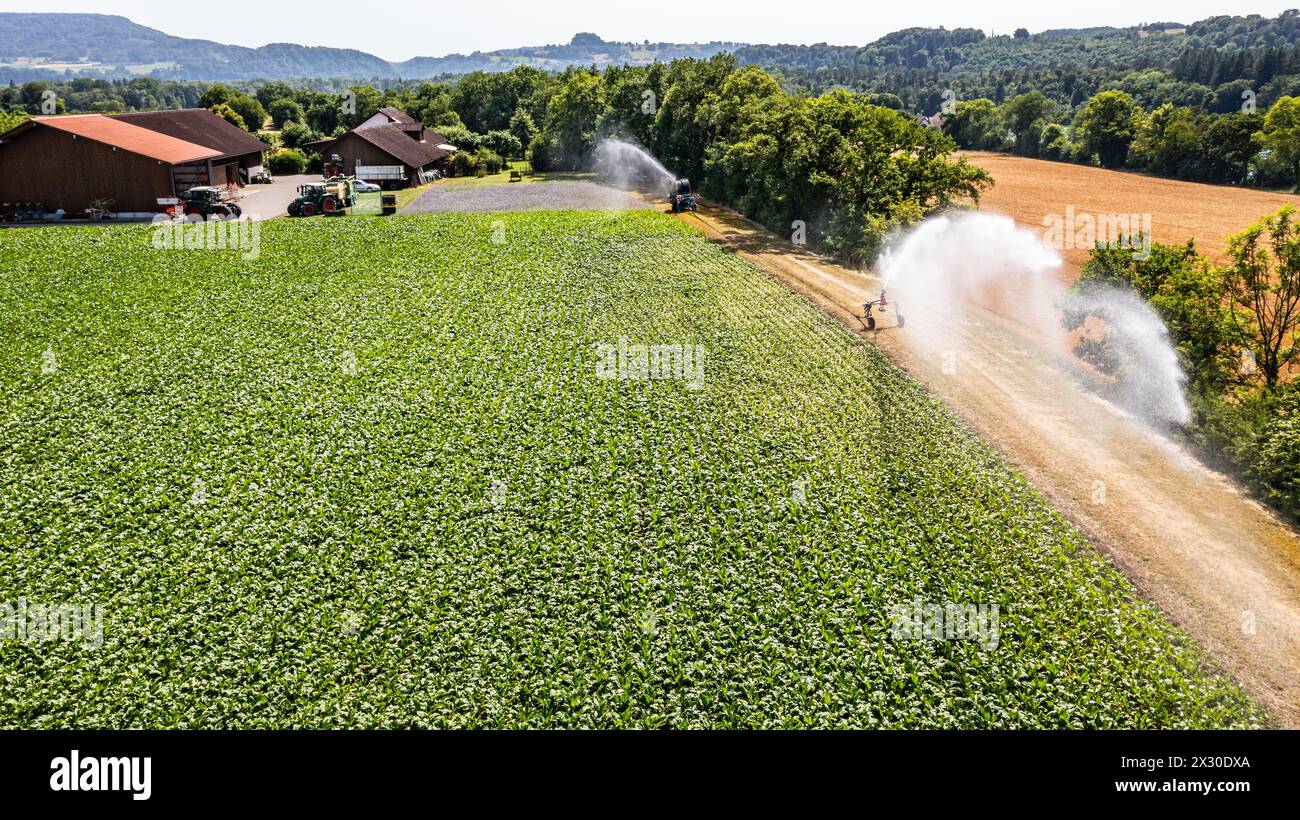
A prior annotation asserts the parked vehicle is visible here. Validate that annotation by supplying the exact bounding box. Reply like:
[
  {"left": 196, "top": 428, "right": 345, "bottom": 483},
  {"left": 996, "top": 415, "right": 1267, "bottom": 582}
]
[
  {"left": 1, "top": 202, "right": 48, "bottom": 222},
  {"left": 353, "top": 180, "right": 381, "bottom": 193},
  {"left": 356, "top": 164, "right": 407, "bottom": 190},
  {"left": 166, "top": 187, "right": 241, "bottom": 219}
]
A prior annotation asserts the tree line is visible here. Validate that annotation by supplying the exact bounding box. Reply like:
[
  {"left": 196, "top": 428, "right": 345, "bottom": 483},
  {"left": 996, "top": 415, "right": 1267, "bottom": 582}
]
[{"left": 941, "top": 87, "right": 1300, "bottom": 190}]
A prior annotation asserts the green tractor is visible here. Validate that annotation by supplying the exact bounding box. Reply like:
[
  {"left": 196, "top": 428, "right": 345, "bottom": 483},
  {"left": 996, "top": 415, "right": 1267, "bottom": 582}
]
[
  {"left": 288, "top": 177, "right": 357, "bottom": 217},
  {"left": 168, "top": 186, "right": 242, "bottom": 219}
]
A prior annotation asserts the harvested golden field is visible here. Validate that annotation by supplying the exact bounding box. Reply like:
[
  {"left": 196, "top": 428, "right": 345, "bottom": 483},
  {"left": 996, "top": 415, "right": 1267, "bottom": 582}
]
[{"left": 964, "top": 152, "right": 1300, "bottom": 281}]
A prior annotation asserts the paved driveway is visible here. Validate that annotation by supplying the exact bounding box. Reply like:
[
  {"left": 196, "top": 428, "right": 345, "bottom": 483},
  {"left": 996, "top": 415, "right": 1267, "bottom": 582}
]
[
  {"left": 405, "top": 180, "right": 652, "bottom": 214},
  {"left": 232, "top": 174, "right": 317, "bottom": 220}
]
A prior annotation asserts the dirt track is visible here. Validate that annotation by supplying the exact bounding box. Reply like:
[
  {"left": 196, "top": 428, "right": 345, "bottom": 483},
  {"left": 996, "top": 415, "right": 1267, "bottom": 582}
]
[{"left": 675, "top": 202, "right": 1300, "bottom": 726}]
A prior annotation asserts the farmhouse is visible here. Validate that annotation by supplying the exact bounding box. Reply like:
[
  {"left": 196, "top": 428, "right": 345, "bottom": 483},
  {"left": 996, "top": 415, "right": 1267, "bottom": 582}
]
[
  {"left": 311, "top": 107, "right": 455, "bottom": 188},
  {"left": 0, "top": 109, "right": 269, "bottom": 215}
]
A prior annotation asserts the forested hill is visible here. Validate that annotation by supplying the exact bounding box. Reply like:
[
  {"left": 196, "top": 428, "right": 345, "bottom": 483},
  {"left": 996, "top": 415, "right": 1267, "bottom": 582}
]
[
  {"left": 736, "top": 13, "right": 1300, "bottom": 75},
  {"left": 0, "top": 14, "right": 737, "bottom": 81},
  {"left": 735, "top": 11, "right": 1300, "bottom": 115}
]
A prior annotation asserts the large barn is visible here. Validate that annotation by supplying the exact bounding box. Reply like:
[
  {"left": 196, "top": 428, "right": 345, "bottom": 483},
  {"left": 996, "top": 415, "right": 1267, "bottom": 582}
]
[
  {"left": 0, "top": 109, "right": 269, "bottom": 215},
  {"left": 311, "top": 107, "right": 455, "bottom": 188}
]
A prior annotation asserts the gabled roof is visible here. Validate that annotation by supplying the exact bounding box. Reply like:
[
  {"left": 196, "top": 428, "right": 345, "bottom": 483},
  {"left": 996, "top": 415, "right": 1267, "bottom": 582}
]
[
  {"left": 377, "top": 107, "right": 416, "bottom": 125},
  {"left": 347, "top": 123, "right": 451, "bottom": 168},
  {"left": 112, "top": 109, "right": 270, "bottom": 159},
  {"left": 23, "top": 114, "right": 220, "bottom": 164}
]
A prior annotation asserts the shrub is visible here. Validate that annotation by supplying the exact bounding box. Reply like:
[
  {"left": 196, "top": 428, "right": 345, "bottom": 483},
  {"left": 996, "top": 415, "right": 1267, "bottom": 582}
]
[
  {"left": 437, "top": 124, "right": 483, "bottom": 152},
  {"left": 476, "top": 147, "right": 505, "bottom": 174},
  {"left": 1251, "top": 406, "right": 1300, "bottom": 520},
  {"left": 527, "top": 132, "right": 553, "bottom": 170},
  {"left": 278, "top": 120, "right": 319, "bottom": 150},
  {"left": 268, "top": 99, "right": 304, "bottom": 129},
  {"left": 483, "top": 130, "right": 522, "bottom": 160},
  {"left": 444, "top": 148, "right": 503, "bottom": 177},
  {"left": 265, "top": 148, "right": 308, "bottom": 175},
  {"left": 447, "top": 150, "right": 478, "bottom": 177}
]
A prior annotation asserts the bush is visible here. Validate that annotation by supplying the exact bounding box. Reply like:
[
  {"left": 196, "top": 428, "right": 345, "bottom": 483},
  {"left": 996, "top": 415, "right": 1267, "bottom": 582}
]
[
  {"left": 447, "top": 150, "right": 478, "bottom": 177},
  {"left": 477, "top": 147, "right": 505, "bottom": 174},
  {"left": 279, "top": 120, "right": 319, "bottom": 150},
  {"left": 266, "top": 148, "right": 308, "bottom": 175},
  {"left": 437, "top": 124, "right": 483, "bottom": 152},
  {"left": 268, "top": 99, "right": 304, "bottom": 129},
  {"left": 445, "top": 148, "right": 504, "bottom": 177},
  {"left": 527, "top": 132, "right": 553, "bottom": 170},
  {"left": 1251, "top": 407, "right": 1300, "bottom": 520},
  {"left": 483, "top": 130, "right": 522, "bottom": 160}
]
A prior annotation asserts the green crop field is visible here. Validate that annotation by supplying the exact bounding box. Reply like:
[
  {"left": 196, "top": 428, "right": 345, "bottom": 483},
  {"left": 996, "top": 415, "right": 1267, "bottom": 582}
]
[{"left": 0, "top": 212, "right": 1263, "bottom": 728}]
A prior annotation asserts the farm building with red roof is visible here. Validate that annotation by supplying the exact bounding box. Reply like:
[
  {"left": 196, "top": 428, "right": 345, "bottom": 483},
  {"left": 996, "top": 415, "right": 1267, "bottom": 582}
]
[{"left": 0, "top": 109, "right": 269, "bottom": 215}]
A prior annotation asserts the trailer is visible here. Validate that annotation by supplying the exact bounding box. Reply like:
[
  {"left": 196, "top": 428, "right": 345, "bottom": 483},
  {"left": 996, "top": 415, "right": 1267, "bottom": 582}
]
[{"left": 355, "top": 164, "right": 408, "bottom": 189}]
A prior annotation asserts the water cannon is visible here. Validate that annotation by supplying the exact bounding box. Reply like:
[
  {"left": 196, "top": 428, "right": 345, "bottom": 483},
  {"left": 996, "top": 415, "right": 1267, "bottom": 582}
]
[
  {"left": 668, "top": 178, "right": 698, "bottom": 213},
  {"left": 863, "top": 290, "right": 904, "bottom": 330}
]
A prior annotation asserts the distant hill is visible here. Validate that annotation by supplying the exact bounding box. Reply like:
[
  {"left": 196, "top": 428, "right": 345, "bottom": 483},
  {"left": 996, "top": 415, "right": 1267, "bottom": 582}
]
[
  {"left": 0, "top": 14, "right": 738, "bottom": 81},
  {"left": 5, "top": 10, "right": 1300, "bottom": 85},
  {"left": 734, "top": 11, "right": 1300, "bottom": 76}
]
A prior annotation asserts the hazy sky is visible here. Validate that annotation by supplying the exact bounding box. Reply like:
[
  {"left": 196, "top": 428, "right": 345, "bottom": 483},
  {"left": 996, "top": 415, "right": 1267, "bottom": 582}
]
[{"left": 3, "top": 1, "right": 1294, "bottom": 61}]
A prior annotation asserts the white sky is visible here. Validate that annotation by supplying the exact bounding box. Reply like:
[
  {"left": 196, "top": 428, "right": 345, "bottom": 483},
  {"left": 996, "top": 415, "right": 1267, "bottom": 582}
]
[{"left": 2, "top": 1, "right": 1295, "bottom": 61}]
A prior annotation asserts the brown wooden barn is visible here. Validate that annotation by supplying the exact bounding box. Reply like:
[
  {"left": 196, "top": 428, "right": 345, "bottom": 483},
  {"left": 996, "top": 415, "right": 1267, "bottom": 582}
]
[
  {"left": 310, "top": 108, "right": 455, "bottom": 189},
  {"left": 0, "top": 110, "right": 269, "bottom": 215}
]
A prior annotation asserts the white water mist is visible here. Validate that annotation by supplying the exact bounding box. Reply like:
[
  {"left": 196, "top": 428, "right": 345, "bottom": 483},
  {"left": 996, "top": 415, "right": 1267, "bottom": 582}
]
[
  {"left": 595, "top": 138, "right": 676, "bottom": 192},
  {"left": 879, "top": 211, "right": 1190, "bottom": 427}
]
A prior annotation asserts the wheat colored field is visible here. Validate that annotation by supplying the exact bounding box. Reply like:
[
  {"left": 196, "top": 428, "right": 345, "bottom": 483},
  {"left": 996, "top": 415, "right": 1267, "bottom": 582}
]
[{"left": 964, "top": 152, "right": 1300, "bottom": 280}]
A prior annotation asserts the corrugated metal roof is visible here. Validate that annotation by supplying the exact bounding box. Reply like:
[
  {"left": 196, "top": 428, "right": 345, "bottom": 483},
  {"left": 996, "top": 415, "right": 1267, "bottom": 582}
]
[
  {"left": 112, "top": 109, "right": 269, "bottom": 160},
  {"left": 33, "top": 114, "right": 220, "bottom": 164}
]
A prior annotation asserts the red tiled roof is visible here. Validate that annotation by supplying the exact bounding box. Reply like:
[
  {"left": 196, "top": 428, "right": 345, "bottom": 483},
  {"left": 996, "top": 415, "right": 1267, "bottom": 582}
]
[{"left": 31, "top": 114, "right": 220, "bottom": 164}]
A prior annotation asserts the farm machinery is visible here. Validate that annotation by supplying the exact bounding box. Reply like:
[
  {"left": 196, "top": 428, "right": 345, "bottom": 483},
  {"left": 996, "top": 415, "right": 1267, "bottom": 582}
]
[
  {"left": 1, "top": 202, "right": 48, "bottom": 222},
  {"left": 288, "top": 176, "right": 356, "bottom": 217},
  {"left": 668, "top": 178, "right": 698, "bottom": 213},
  {"left": 863, "top": 291, "right": 905, "bottom": 330},
  {"left": 166, "top": 187, "right": 242, "bottom": 219}
]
